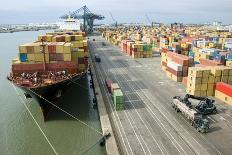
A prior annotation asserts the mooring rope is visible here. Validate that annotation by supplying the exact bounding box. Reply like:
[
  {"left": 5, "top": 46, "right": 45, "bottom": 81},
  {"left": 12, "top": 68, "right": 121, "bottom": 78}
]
[
  {"left": 27, "top": 88, "right": 103, "bottom": 136},
  {"left": 12, "top": 84, "right": 58, "bottom": 155}
]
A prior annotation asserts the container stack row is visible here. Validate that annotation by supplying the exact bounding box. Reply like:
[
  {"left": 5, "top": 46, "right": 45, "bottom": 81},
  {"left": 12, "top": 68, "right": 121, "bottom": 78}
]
[
  {"left": 99, "top": 25, "right": 232, "bottom": 105},
  {"left": 186, "top": 66, "right": 232, "bottom": 97},
  {"left": 105, "top": 79, "right": 124, "bottom": 111},
  {"left": 120, "top": 40, "right": 152, "bottom": 58},
  {"left": 12, "top": 31, "right": 88, "bottom": 76}
]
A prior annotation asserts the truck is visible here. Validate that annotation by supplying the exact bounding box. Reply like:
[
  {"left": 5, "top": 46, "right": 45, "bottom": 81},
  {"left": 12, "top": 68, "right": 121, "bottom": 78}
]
[
  {"left": 172, "top": 96, "right": 209, "bottom": 133},
  {"left": 94, "top": 54, "right": 101, "bottom": 62}
]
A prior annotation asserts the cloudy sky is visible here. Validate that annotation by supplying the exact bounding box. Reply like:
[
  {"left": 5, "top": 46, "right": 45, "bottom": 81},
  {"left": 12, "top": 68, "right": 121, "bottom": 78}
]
[{"left": 0, "top": 0, "right": 231, "bottom": 24}]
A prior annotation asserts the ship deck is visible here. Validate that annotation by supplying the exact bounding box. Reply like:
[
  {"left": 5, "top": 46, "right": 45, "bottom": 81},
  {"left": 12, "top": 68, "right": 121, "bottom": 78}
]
[{"left": 89, "top": 34, "right": 232, "bottom": 155}]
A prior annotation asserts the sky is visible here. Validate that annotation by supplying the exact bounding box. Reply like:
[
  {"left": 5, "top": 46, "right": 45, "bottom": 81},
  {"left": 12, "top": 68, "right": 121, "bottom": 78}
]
[{"left": 0, "top": 0, "right": 231, "bottom": 24}]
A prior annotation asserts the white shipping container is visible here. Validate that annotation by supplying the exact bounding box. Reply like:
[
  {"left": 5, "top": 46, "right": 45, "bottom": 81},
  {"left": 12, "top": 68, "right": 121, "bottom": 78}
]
[{"left": 167, "top": 61, "right": 183, "bottom": 71}]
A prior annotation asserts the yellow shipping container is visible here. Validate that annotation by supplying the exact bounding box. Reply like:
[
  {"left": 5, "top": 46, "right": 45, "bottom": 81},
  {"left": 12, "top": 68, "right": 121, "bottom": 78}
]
[
  {"left": 210, "top": 67, "right": 222, "bottom": 76},
  {"left": 181, "top": 43, "right": 187, "bottom": 48},
  {"left": 138, "top": 44, "right": 143, "bottom": 52},
  {"left": 52, "top": 37, "right": 56, "bottom": 42},
  {"left": 19, "top": 45, "right": 27, "bottom": 53},
  {"left": 64, "top": 43, "right": 71, "bottom": 53},
  {"left": 187, "top": 82, "right": 201, "bottom": 90},
  {"left": 189, "top": 77, "right": 202, "bottom": 85},
  {"left": 34, "top": 53, "right": 44, "bottom": 62},
  {"left": 215, "top": 90, "right": 232, "bottom": 106},
  {"left": 27, "top": 54, "right": 35, "bottom": 61},
  {"left": 46, "top": 35, "right": 53, "bottom": 42},
  {"left": 188, "top": 67, "right": 203, "bottom": 77},
  {"left": 230, "top": 69, "right": 232, "bottom": 76},
  {"left": 75, "top": 35, "right": 83, "bottom": 41},
  {"left": 187, "top": 89, "right": 201, "bottom": 97},
  {"left": 221, "top": 76, "right": 228, "bottom": 83},
  {"left": 201, "top": 77, "right": 208, "bottom": 84},
  {"left": 215, "top": 76, "right": 221, "bottom": 82},
  {"left": 79, "top": 64, "right": 86, "bottom": 70},
  {"left": 207, "top": 90, "right": 214, "bottom": 96},
  {"left": 208, "top": 75, "right": 215, "bottom": 84},
  {"left": 71, "top": 57, "right": 78, "bottom": 64},
  {"left": 83, "top": 40, "right": 88, "bottom": 46},
  {"left": 33, "top": 44, "right": 40, "bottom": 53},
  {"left": 222, "top": 68, "right": 230, "bottom": 76},
  {"left": 209, "top": 43, "right": 214, "bottom": 48},
  {"left": 45, "top": 54, "right": 49, "bottom": 63},
  {"left": 200, "top": 91, "right": 207, "bottom": 97},
  {"left": 207, "top": 84, "right": 215, "bottom": 91},
  {"left": 72, "top": 41, "right": 83, "bottom": 48},
  {"left": 229, "top": 76, "right": 232, "bottom": 81},
  {"left": 201, "top": 84, "right": 208, "bottom": 91},
  {"left": 226, "top": 61, "right": 232, "bottom": 67},
  {"left": 64, "top": 54, "right": 71, "bottom": 61},
  {"left": 65, "top": 35, "right": 71, "bottom": 42},
  {"left": 77, "top": 50, "right": 85, "bottom": 58},
  {"left": 56, "top": 42, "right": 65, "bottom": 53},
  {"left": 71, "top": 51, "right": 78, "bottom": 58}
]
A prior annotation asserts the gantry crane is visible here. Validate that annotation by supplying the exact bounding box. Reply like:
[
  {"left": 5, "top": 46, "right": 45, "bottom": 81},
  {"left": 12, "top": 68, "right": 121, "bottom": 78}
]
[
  {"left": 109, "top": 12, "right": 117, "bottom": 27},
  {"left": 60, "top": 5, "right": 104, "bottom": 33}
]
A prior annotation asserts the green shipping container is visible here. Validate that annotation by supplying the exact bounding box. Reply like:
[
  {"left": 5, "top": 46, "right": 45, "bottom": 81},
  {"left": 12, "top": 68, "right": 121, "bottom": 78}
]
[{"left": 113, "top": 89, "right": 124, "bottom": 111}]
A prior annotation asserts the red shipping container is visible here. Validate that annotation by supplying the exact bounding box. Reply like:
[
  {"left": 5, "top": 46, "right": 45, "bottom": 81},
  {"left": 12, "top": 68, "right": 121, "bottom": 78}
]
[
  {"left": 166, "top": 66, "right": 183, "bottom": 77},
  {"left": 105, "top": 79, "right": 113, "bottom": 93},
  {"left": 172, "top": 54, "right": 189, "bottom": 66},
  {"left": 49, "top": 53, "right": 57, "bottom": 61},
  {"left": 200, "top": 59, "right": 223, "bottom": 66},
  {"left": 182, "top": 77, "right": 188, "bottom": 86},
  {"left": 216, "top": 82, "right": 232, "bottom": 97},
  {"left": 12, "top": 63, "right": 44, "bottom": 75},
  {"left": 48, "top": 45, "right": 56, "bottom": 53},
  {"left": 183, "top": 70, "right": 188, "bottom": 77},
  {"left": 167, "top": 51, "right": 176, "bottom": 59}
]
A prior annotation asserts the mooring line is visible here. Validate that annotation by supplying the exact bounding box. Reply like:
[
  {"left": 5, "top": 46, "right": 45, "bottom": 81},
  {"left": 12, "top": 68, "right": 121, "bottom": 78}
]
[
  {"left": 27, "top": 87, "right": 103, "bottom": 136},
  {"left": 11, "top": 84, "right": 58, "bottom": 155}
]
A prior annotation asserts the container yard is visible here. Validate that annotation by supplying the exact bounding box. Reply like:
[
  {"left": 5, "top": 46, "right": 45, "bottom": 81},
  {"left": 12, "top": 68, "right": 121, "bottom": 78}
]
[{"left": 88, "top": 24, "right": 232, "bottom": 154}]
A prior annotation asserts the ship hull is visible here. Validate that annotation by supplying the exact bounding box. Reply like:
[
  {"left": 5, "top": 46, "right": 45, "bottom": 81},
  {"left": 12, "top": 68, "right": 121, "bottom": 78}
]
[{"left": 16, "top": 73, "right": 87, "bottom": 120}]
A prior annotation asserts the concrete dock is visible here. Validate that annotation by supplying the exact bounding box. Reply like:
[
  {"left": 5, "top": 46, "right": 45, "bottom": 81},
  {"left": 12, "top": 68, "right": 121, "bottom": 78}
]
[
  {"left": 89, "top": 47, "right": 120, "bottom": 155},
  {"left": 89, "top": 35, "right": 232, "bottom": 155}
]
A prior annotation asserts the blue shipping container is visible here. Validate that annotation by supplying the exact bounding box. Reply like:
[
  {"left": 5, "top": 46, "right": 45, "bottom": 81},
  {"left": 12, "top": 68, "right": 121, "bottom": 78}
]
[
  {"left": 226, "top": 53, "right": 232, "bottom": 60},
  {"left": 214, "top": 54, "right": 225, "bottom": 61},
  {"left": 194, "top": 61, "right": 200, "bottom": 65},
  {"left": 19, "top": 53, "right": 27, "bottom": 62}
]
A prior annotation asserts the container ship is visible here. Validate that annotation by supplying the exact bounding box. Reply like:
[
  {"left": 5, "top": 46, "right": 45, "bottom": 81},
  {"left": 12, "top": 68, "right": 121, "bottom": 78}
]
[{"left": 7, "top": 18, "right": 89, "bottom": 120}]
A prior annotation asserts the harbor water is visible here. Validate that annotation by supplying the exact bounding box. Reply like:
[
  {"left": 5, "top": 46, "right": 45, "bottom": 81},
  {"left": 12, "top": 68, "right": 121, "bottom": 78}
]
[{"left": 0, "top": 30, "right": 106, "bottom": 155}]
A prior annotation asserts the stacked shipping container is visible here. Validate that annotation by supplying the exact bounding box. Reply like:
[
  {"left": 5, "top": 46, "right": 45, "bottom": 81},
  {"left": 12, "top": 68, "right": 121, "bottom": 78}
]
[
  {"left": 12, "top": 31, "right": 88, "bottom": 76},
  {"left": 161, "top": 50, "right": 193, "bottom": 82},
  {"left": 215, "top": 82, "right": 232, "bottom": 105}
]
